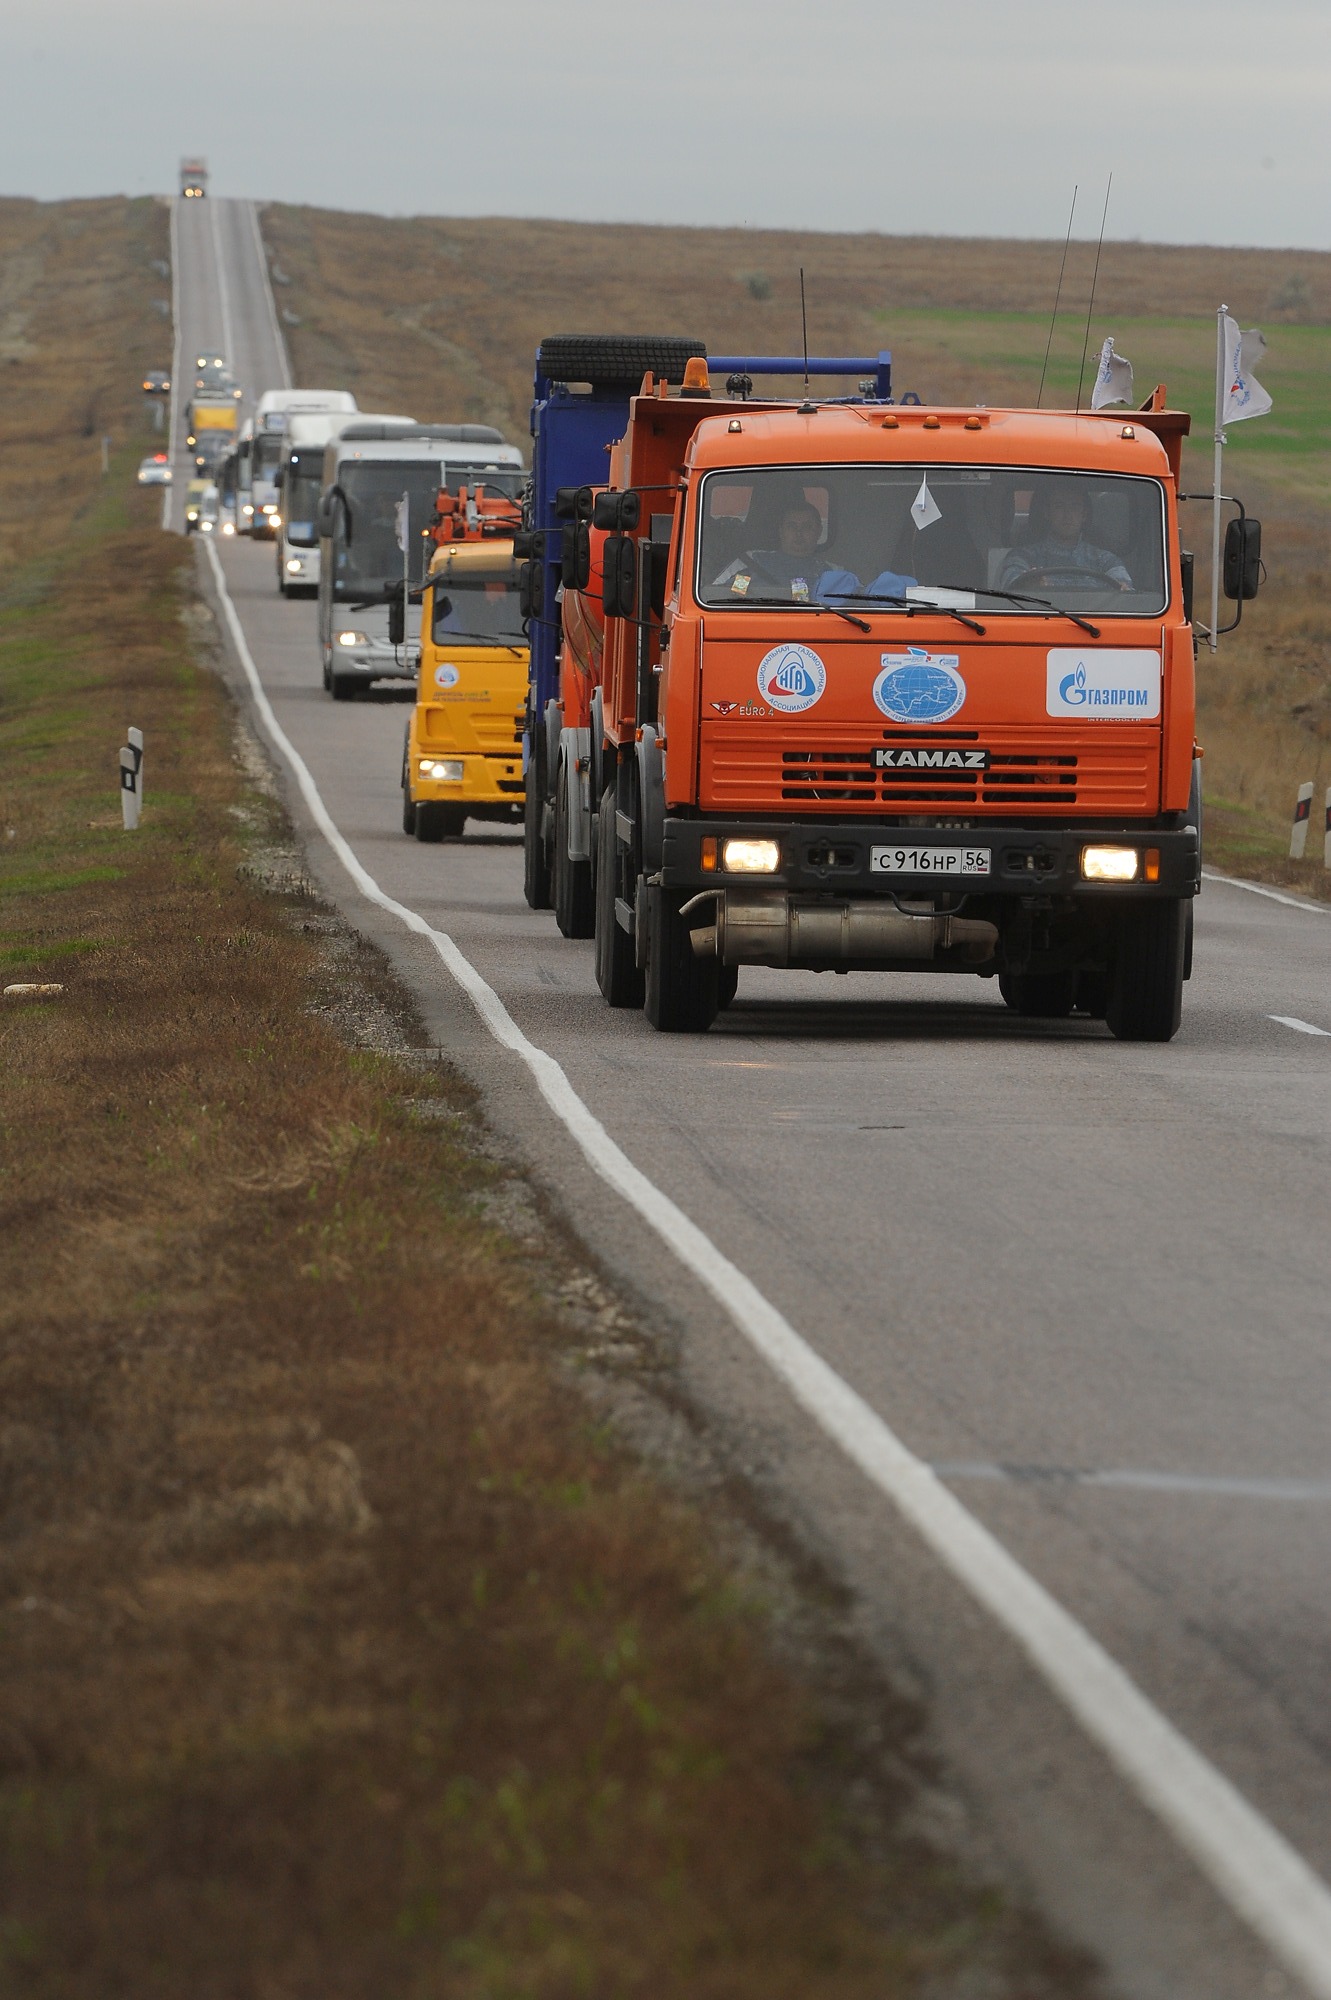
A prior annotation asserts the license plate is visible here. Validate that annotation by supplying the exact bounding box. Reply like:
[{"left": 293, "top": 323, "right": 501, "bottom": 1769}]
[{"left": 869, "top": 844, "right": 991, "bottom": 877}]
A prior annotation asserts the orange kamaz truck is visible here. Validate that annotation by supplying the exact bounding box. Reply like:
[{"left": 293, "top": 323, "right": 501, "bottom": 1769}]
[
  {"left": 399, "top": 485, "right": 527, "bottom": 840},
  {"left": 569, "top": 362, "right": 1261, "bottom": 1040}
]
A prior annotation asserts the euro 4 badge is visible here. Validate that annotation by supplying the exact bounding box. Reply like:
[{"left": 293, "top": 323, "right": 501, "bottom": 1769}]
[
  {"left": 756, "top": 643, "right": 826, "bottom": 714},
  {"left": 873, "top": 648, "right": 966, "bottom": 723},
  {"left": 1046, "top": 650, "right": 1160, "bottom": 720}
]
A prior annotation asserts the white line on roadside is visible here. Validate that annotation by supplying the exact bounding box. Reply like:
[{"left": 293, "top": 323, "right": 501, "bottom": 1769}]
[
  {"left": 246, "top": 200, "right": 292, "bottom": 391},
  {"left": 939, "top": 1461, "right": 1331, "bottom": 1501},
  {"left": 163, "top": 197, "right": 181, "bottom": 533},
  {"left": 1204, "top": 868, "right": 1331, "bottom": 916},
  {"left": 1270, "top": 1015, "right": 1331, "bottom": 1038},
  {"left": 204, "top": 532, "right": 1331, "bottom": 1997}
]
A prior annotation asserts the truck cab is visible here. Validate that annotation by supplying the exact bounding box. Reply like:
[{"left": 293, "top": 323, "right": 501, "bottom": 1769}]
[
  {"left": 577, "top": 367, "right": 1248, "bottom": 1042},
  {"left": 400, "top": 488, "right": 527, "bottom": 840}
]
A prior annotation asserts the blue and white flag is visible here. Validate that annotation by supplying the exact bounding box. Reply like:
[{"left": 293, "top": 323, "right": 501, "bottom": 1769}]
[
  {"left": 1221, "top": 318, "right": 1272, "bottom": 424},
  {"left": 1090, "top": 335, "right": 1134, "bottom": 409}
]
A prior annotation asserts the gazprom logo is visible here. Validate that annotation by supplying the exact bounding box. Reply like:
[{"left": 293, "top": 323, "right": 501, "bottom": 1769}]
[
  {"left": 757, "top": 643, "right": 826, "bottom": 713},
  {"left": 873, "top": 648, "right": 966, "bottom": 724},
  {"left": 1046, "top": 650, "right": 1161, "bottom": 720}
]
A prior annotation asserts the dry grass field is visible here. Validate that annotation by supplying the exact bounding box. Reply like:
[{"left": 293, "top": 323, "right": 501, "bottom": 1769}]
[
  {"left": 263, "top": 205, "right": 1331, "bottom": 893},
  {"left": 0, "top": 200, "right": 1092, "bottom": 1997}
]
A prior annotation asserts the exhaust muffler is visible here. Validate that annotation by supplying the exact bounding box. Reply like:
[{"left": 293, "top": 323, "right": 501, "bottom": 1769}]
[{"left": 684, "top": 890, "right": 997, "bottom": 968}]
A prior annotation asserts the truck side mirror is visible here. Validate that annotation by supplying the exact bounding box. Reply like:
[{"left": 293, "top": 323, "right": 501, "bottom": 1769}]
[
  {"left": 561, "top": 521, "right": 590, "bottom": 591},
  {"left": 518, "top": 559, "right": 543, "bottom": 619},
  {"left": 1223, "top": 517, "right": 1262, "bottom": 601},
  {"left": 387, "top": 595, "right": 406, "bottom": 647},
  {"left": 592, "top": 490, "right": 641, "bottom": 533},
  {"left": 602, "top": 535, "right": 637, "bottom": 618}
]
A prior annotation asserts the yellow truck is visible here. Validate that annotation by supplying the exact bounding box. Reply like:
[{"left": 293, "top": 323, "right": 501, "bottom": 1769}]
[{"left": 399, "top": 486, "right": 528, "bottom": 841}]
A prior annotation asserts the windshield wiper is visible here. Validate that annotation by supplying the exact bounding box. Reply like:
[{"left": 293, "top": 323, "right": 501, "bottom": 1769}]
[
  {"left": 725, "top": 593, "right": 871, "bottom": 632},
  {"left": 433, "top": 632, "right": 526, "bottom": 647},
  {"left": 824, "top": 590, "right": 986, "bottom": 636},
  {"left": 923, "top": 580, "right": 1101, "bottom": 639}
]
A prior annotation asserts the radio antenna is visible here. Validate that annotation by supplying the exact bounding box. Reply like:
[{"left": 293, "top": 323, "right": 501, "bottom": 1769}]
[
  {"left": 1037, "top": 185, "right": 1077, "bottom": 409},
  {"left": 799, "top": 267, "right": 810, "bottom": 389},
  {"left": 1075, "top": 173, "right": 1113, "bottom": 412}
]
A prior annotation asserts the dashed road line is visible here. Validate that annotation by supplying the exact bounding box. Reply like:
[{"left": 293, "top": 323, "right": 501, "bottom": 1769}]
[
  {"left": 204, "top": 533, "right": 1331, "bottom": 1999},
  {"left": 1270, "top": 1015, "right": 1331, "bottom": 1038}
]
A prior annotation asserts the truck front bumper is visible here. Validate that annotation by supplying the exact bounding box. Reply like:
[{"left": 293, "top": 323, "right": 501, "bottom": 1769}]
[{"left": 661, "top": 819, "right": 1200, "bottom": 900}]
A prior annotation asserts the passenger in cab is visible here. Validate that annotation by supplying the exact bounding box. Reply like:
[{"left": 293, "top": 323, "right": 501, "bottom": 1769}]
[
  {"left": 712, "top": 498, "right": 858, "bottom": 601},
  {"left": 1000, "top": 480, "right": 1132, "bottom": 592}
]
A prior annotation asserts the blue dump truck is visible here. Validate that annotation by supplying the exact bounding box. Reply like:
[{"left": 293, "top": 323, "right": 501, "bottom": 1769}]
[{"left": 519, "top": 339, "right": 894, "bottom": 921}]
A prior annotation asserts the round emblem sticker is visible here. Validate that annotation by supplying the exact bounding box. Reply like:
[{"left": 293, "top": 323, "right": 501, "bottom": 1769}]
[
  {"left": 873, "top": 649, "right": 966, "bottom": 723},
  {"left": 433, "top": 663, "right": 460, "bottom": 690},
  {"left": 756, "top": 643, "right": 826, "bottom": 714}
]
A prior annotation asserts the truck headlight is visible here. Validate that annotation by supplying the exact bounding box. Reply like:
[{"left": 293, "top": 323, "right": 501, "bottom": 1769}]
[
  {"left": 242, "top": 504, "right": 254, "bottom": 516},
  {"left": 285, "top": 558, "right": 303, "bottom": 572},
  {"left": 337, "top": 630, "right": 368, "bottom": 647},
  {"left": 1081, "top": 845, "right": 1139, "bottom": 882},
  {"left": 723, "top": 838, "right": 781, "bottom": 874},
  {"left": 421, "top": 759, "right": 464, "bottom": 782}
]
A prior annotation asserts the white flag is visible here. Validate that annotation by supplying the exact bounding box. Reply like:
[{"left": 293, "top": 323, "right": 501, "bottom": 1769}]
[
  {"left": 1091, "top": 335, "right": 1134, "bottom": 410},
  {"left": 910, "top": 474, "right": 941, "bottom": 531},
  {"left": 1221, "top": 317, "right": 1272, "bottom": 425},
  {"left": 394, "top": 491, "right": 409, "bottom": 552}
]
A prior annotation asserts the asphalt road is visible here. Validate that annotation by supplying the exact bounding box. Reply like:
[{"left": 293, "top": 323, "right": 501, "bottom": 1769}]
[{"left": 176, "top": 195, "right": 1331, "bottom": 2000}]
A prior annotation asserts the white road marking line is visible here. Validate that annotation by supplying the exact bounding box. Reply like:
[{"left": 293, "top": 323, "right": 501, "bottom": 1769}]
[
  {"left": 1204, "top": 869, "right": 1331, "bottom": 916},
  {"left": 939, "top": 1462, "right": 1331, "bottom": 1502},
  {"left": 204, "top": 531, "right": 1331, "bottom": 1997},
  {"left": 246, "top": 200, "right": 292, "bottom": 390},
  {"left": 163, "top": 197, "right": 181, "bottom": 533},
  {"left": 1270, "top": 1015, "right": 1331, "bottom": 1038},
  {"left": 209, "top": 196, "right": 236, "bottom": 368}
]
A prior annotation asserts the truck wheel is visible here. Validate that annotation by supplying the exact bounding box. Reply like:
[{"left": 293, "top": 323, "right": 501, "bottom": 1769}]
[
  {"left": 718, "top": 965, "right": 739, "bottom": 1010},
  {"left": 523, "top": 731, "right": 552, "bottom": 910},
  {"left": 644, "top": 884, "right": 719, "bottom": 1032},
  {"left": 415, "top": 803, "right": 466, "bottom": 843},
  {"left": 553, "top": 766, "right": 594, "bottom": 938},
  {"left": 1106, "top": 899, "right": 1185, "bottom": 1042},
  {"left": 536, "top": 334, "right": 707, "bottom": 391},
  {"left": 594, "top": 782, "right": 644, "bottom": 1008},
  {"left": 999, "top": 970, "right": 1076, "bottom": 1018}
]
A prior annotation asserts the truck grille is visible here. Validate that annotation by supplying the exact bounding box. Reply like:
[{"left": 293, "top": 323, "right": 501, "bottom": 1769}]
[{"left": 703, "top": 728, "right": 1156, "bottom": 814}]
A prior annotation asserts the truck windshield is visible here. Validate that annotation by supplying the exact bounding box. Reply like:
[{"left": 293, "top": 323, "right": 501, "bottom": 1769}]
[
  {"left": 430, "top": 561, "right": 524, "bottom": 645},
  {"left": 332, "top": 462, "right": 443, "bottom": 597},
  {"left": 696, "top": 464, "right": 1167, "bottom": 616},
  {"left": 252, "top": 434, "right": 285, "bottom": 483}
]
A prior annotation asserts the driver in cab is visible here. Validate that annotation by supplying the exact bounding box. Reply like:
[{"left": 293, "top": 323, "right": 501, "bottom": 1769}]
[
  {"left": 1000, "top": 480, "right": 1132, "bottom": 592},
  {"left": 711, "top": 497, "right": 857, "bottom": 602}
]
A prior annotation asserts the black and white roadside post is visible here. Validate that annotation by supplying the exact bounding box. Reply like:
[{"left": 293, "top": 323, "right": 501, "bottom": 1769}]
[
  {"left": 1289, "top": 781, "right": 1313, "bottom": 861},
  {"left": 120, "top": 727, "right": 143, "bottom": 831}
]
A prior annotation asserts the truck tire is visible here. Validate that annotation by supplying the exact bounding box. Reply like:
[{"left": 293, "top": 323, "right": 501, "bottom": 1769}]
[
  {"left": 523, "top": 728, "right": 551, "bottom": 909},
  {"left": 554, "top": 764, "right": 594, "bottom": 938},
  {"left": 999, "top": 971, "right": 1076, "bottom": 1018},
  {"left": 644, "top": 884, "right": 719, "bottom": 1032},
  {"left": 401, "top": 730, "right": 416, "bottom": 834},
  {"left": 718, "top": 965, "right": 739, "bottom": 1010},
  {"left": 536, "top": 335, "right": 707, "bottom": 390},
  {"left": 1106, "top": 899, "right": 1185, "bottom": 1042},
  {"left": 415, "top": 803, "right": 466, "bottom": 843},
  {"left": 594, "top": 782, "right": 644, "bottom": 1008},
  {"left": 330, "top": 674, "right": 357, "bottom": 701}
]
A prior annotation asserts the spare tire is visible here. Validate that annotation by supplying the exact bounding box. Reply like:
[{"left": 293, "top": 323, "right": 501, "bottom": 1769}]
[{"left": 536, "top": 335, "right": 707, "bottom": 390}]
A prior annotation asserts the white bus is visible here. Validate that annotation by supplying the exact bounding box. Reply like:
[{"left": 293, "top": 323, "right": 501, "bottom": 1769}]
[
  {"left": 276, "top": 411, "right": 415, "bottom": 596},
  {"left": 316, "top": 423, "right": 525, "bottom": 699},
  {"left": 246, "top": 389, "right": 359, "bottom": 539}
]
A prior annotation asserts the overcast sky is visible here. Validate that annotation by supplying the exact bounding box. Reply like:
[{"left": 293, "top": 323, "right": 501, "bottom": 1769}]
[{"left": 1, "top": 0, "right": 1327, "bottom": 248}]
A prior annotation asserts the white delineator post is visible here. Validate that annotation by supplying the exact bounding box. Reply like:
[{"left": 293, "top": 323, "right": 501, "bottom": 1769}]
[
  {"left": 1289, "top": 782, "right": 1314, "bottom": 861},
  {"left": 120, "top": 728, "right": 143, "bottom": 831},
  {"left": 1209, "top": 304, "right": 1226, "bottom": 657}
]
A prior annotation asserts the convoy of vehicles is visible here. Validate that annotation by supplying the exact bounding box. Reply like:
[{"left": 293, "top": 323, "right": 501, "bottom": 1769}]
[
  {"left": 316, "top": 423, "right": 524, "bottom": 699},
  {"left": 205, "top": 313, "right": 1258, "bottom": 1045}
]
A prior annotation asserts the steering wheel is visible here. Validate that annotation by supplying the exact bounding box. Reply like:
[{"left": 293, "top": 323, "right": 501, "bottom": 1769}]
[{"left": 1006, "top": 566, "right": 1128, "bottom": 593}]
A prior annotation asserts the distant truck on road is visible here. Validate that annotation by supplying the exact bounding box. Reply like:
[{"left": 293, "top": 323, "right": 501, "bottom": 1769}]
[
  {"left": 189, "top": 395, "right": 239, "bottom": 473},
  {"left": 180, "top": 158, "right": 207, "bottom": 199}
]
